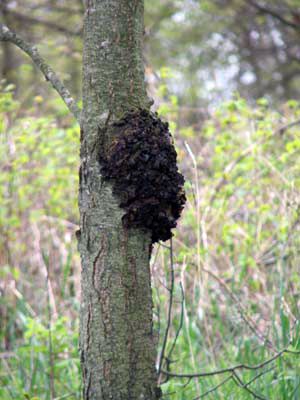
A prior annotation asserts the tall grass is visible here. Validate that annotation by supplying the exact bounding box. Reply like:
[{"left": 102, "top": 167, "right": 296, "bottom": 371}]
[{"left": 1, "top": 87, "right": 300, "bottom": 399}]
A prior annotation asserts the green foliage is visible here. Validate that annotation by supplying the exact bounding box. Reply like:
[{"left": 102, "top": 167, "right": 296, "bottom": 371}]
[
  {"left": 0, "top": 84, "right": 79, "bottom": 266},
  {"left": 0, "top": 92, "right": 79, "bottom": 225},
  {"left": 145, "top": 0, "right": 300, "bottom": 105},
  {"left": 1, "top": 85, "right": 300, "bottom": 399},
  {"left": 0, "top": 87, "right": 81, "bottom": 399},
  {"left": 0, "top": 316, "right": 80, "bottom": 400},
  {"left": 154, "top": 91, "right": 300, "bottom": 399}
]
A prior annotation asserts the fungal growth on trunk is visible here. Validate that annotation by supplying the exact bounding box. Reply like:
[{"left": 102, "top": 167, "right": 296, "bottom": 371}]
[{"left": 100, "top": 109, "right": 186, "bottom": 243}]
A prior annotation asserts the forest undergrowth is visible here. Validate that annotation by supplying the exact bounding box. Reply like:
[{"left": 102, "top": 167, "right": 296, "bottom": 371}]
[{"left": 1, "top": 82, "right": 300, "bottom": 399}]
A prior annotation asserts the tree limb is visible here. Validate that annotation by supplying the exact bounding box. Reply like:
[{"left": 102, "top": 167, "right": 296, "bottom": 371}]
[
  {"left": 161, "top": 347, "right": 300, "bottom": 379},
  {"left": 248, "top": 0, "right": 300, "bottom": 31},
  {"left": 26, "top": 4, "right": 82, "bottom": 15},
  {"left": 3, "top": 9, "right": 82, "bottom": 36},
  {"left": 0, "top": 24, "right": 81, "bottom": 122}
]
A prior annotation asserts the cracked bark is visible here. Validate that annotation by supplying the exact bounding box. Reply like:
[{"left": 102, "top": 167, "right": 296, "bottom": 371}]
[{"left": 79, "top": 1, "right": 159, "bottom": 399}]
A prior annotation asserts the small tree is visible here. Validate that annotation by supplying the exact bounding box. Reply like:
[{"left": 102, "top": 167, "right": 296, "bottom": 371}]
[{"left": 0, "top": 1, "right": 185, "bottom": 399}]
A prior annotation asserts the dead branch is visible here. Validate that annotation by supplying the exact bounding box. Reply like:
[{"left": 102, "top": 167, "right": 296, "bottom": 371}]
[
  {"left": 158, "top": 238, "right": 175, "bottom": 381},
  {"left": 161, "top": 346, "right": 300, "bottom": 379},
  {"left": 1, "top": 9, "right": 82, "bottom": 36},
  {"left": 0, "top": 24, "right": 81, "bottom": 122},
  {"left": 248, "top": 0, "right": 300, "bottom": 31},
  {"left": 201, "top": 265, "right": 274, "bottom": 349}
]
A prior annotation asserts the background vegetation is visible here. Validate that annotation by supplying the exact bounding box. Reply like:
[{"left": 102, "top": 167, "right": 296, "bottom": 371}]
[{"left": 1, "top": 1, "right": 300, "bottom": 399}]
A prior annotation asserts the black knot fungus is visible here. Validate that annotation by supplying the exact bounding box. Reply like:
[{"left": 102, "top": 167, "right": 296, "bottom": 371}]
[{"left": 99, "top": 110, "right": 186, "bottom": 243}]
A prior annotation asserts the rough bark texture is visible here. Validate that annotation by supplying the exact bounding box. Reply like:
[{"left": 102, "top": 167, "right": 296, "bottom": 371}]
[
  {"left": 0, "top": 0, "right": 15, "bottom": 82},
  {"left": 79, "top": 1, "right": 159, "bottom": 399}
]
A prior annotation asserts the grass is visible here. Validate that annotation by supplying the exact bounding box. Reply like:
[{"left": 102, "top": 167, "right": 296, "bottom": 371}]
[{"left": 1, "top": 92, "right": 300, "bottom": 399}]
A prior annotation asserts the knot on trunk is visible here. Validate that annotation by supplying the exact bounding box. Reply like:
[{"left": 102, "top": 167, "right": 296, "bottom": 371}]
[{"left": 99, "top": 109, "right": 186, "bottom": 243}]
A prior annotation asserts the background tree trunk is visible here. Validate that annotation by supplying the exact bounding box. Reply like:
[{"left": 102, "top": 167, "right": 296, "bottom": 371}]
[
  {"left": 0, "top": 0, "right": 16, "bottom": 83},
  {"left": 79, "top": 1, "right": 159, "bottom": 399}
]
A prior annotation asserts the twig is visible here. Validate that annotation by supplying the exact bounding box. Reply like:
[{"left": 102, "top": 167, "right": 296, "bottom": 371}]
[
  {"left": 157, "top": 237, "right": 175, "bottom": 382},
  {"left": 244, "top": 366, "right": 275, "bottom": 388},
  {"left": 2, "top": 9, "right": 82, "bottom": 36},
  {"left": 161, "top": 282, "right": 185, "bottom": 384},
  {"left": 162, "top": 377, "right": 193, "bottom": 398},
  {"left": 159, "top": 242, "right": 171, "bottom": 250},
  {"left": 0, "top": 24, "right": 81, "bottom": 122},
  {"left": 200, "top": 265, "right": 274, "bottom": 349},
  {"left": 26, "top": 3, "right": 82, "bottom": 14},
  {"left": 248, "top": 0, "right": 300, "bottom": 31},
  {"left": 291, "top": 380, "right": 300, "bottom": 398},
  {"left": 165, "top": 282, "right": 185, "bottom": 366},
  {"left": 278, "top": 118, "right": 300, "bottom": 134},
  {"left": 177, "top": 362, "right": 275, "bottom": 399},
  {"left": 192, "top": 375, "right": 232, "bottom": 399},
  {"left": 161, "top": 346, "right": 300, "bottom": 379},
  {"left": 151, "top": 243, "right": 162, "bottom": 350},
  {"left": 231, "top": 370, "right": 266, "bottom": 400}
]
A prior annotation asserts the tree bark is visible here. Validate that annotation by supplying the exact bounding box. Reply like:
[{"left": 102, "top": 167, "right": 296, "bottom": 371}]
[
  {"left": 0, "top": 0, "right": 15, "bottom": 83},
  {"left": 79, "top": 1, "right": 159, "bottom": 399}
]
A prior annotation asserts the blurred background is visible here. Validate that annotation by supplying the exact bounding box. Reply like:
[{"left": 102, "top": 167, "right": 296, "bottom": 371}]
[{"left": 1, "top": 1, "right": 300, "bottom": 399}]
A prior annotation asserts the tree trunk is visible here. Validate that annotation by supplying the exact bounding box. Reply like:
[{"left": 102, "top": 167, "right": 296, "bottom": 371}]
[
  {"left": 79, "top": 1, "right": 159, "bottom": 399},
  {"left": 0, "top": 0, "right": 15, "bottom": 83}
]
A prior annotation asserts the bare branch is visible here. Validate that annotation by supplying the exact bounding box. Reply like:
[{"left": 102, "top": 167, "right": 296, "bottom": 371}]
[
  {"left": 0, "top": 24, "right": 81, "bottom": 122},
  {"left": 165, "top": 281, "right": 184, "bottom": 364},
  {"left": 248, "top": 0, "right": 300, "bottom": 31},
  {"left": 192, "top": 375, "right": 232, "bottom": 400},
  {"left": 244, "top": 366, "right": 275, "bottom": 388},
  {"left": 279, "top": 118, "right": 300, "bottom": 135},
  {"left": 27, "top": 4, "right": 82, "bottom": 15},
  {"left": 157, "top": 237, "right": 175, "bottom": 381},
  {"left": 1, "top": 8, "right": 82, "bottom": 36},
  {"left": 161, "top": 347, "right": 300, "bottom": 379},
  {"left": 160, "top": 281, "right": 185, "bottom": 385},
  {"left": 231, "top": 370, "right": 266, "bottom": 400},
  {"left": 200, "top": 265, "right": 274, "bottom": 349}
]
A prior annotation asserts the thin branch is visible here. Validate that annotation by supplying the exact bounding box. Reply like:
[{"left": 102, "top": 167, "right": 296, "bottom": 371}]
[
  {"left": 244, "top": 366, "right": 275, "bottom": 388},
  {"left": 291, "top": 381, "right": 300, "bottom": 398},
  {"left": 160, "top": 282, "right": 185, "bottom": 385},
  {"left": 165, "top": 281, "right": 185, "bottom": 365},
  {"left": 192, "top": 375, "right": 232, "bottom": 400},
  {"left": 248, "top": 0, "right": 300, "bottom": 31},
  {"left": 2, "top": 8, "right": 82, "bottom": 36},
  {"left": 162, "top": 377, "right": 192, "bottom": 398},
  {"left": 200, "top": 265, "right": 274, "bottom": 349},
  {"left": 157, "top": 237, "right": 175, "bottom": 381},
  {"left": 279, "top": 118, "right": 300, "bottom": 134},
  {"left": 27, "top": 4, "right": 82, "bottom": 15},
  {"left": 231, "top": 370, "right": 266, "bottom": 400},
  {"left": 161, "top": 347, "right": 300, "bottom": 379},
  {"left": 0, "top": 24, "right": 81, "bottom": 122},
  {"left": 193, "top": 367, "right": 275, "bottom": 400}
]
